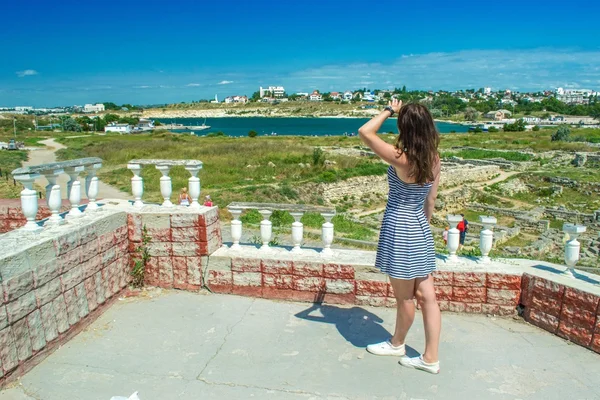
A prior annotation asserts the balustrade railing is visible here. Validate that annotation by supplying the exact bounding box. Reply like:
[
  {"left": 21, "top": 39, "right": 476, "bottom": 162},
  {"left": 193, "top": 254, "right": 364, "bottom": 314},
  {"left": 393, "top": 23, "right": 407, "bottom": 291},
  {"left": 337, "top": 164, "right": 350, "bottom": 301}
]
[
  {"left": 12, "top": 157, "right": 103, "bottom": 231},
  {"left": 227, "top": 202, "right": 336, "bottom": 255},
  {"left": 127, "top": 159, "right": 203, "bottom": 208}
]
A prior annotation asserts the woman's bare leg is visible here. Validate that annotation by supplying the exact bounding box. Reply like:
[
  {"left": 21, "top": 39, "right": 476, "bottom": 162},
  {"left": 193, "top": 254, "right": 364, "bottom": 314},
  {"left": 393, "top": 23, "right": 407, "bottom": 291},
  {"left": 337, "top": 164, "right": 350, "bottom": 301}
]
[
  {"left": 389, "top": 277, "right": 416, "bottom": 347},
  {"left": 415, "top": 275, "right": 441, "bottom": 363}
]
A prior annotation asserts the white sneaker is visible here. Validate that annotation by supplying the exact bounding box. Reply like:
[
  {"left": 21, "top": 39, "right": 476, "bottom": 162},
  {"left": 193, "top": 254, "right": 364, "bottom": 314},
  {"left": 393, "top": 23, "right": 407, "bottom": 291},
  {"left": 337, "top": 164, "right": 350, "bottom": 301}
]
[
  {"left": 366, "top": 340, "right": 406, "bottom": 356},
  {"left": 399, "top": 355, "right": 440, "bottom": 374}
]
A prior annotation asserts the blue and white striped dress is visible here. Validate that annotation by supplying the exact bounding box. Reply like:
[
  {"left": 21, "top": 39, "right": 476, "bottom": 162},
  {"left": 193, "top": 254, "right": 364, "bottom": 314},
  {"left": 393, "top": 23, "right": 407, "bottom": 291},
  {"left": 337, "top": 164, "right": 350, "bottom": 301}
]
[{"left": 375, "top": 166, "right": 436, "bottom": 280}]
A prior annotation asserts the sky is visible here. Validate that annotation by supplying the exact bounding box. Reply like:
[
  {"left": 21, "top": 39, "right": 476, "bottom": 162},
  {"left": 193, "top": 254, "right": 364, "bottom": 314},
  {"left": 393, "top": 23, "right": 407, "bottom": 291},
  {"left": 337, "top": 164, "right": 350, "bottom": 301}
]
[{"left": 1, "top": 0, "right": 599, "bottom": 107}]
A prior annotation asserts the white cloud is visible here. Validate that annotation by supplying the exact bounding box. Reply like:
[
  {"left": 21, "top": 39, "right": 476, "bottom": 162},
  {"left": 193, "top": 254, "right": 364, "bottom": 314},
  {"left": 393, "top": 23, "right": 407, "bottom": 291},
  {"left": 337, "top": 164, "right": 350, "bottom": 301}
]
[
  {"left": 218, "top": 80, "right": 234, "bottom": 85},
  {"left": 133, "top": 85, "right": 152, "bottom": 89},
  {"left": 16, "top": 69, "right": 38, "bottom": 78},
  {"left": 282, "top": 49, "right": 600, "bottom": 91},
  {"left": 186, "top": 83, "right": 201, "bottom": 87}
]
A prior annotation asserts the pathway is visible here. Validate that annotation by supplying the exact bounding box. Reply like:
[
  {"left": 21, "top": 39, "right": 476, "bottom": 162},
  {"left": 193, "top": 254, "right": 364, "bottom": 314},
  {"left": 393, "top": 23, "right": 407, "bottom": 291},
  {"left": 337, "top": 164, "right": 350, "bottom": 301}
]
[
  {"left": 23, "top": 138, "right": 130, "bottom": 200},
  {"left": 0, "top": 291, "right": 597, "bottom": 399}
]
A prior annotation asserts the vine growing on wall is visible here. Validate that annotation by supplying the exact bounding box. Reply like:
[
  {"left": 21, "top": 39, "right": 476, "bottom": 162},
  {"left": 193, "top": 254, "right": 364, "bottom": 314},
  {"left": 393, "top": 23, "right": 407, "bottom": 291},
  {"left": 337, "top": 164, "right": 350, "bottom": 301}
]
[{"left": 131, "top": 225, "right": 150, "bottom": 288}]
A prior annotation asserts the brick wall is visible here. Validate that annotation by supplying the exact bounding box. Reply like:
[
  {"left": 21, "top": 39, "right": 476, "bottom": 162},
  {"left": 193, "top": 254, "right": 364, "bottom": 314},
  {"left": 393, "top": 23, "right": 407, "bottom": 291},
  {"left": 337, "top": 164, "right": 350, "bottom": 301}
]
[
  {"left": 521, "top": 273, "right": 600, "bottom": 354},
  {"left": 0, "top": 213, "right": 131, "bottom": 383}
]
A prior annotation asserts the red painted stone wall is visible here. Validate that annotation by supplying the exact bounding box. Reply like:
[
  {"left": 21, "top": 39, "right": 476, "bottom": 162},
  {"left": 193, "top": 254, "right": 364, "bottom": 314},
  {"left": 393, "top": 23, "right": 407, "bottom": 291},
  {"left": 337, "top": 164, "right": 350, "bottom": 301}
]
[
  {"left": 521, "top": 273, "right": 600, "bottom": 354},
  {"left": 0, "top": 200, "right": 73, "bottom": 233},
  {"left": 0, "top": 221, "right": 131, "bottom": 382},
  {"left": 126, "top": 207, "right": 222, "bottom": 291},
  {"left": 205, "top": 257, "right": 523, "bottom": 317}
]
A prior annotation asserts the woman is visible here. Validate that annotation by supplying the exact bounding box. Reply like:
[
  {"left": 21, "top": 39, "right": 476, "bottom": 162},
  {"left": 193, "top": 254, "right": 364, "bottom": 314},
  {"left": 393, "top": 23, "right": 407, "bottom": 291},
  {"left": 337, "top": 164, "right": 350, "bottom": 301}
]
[
  {"left": 179, "top": 187, "right": 191, "bottom": 206},
  {"left": 359, "top": 99, "right": 441, "bottom": 374}
]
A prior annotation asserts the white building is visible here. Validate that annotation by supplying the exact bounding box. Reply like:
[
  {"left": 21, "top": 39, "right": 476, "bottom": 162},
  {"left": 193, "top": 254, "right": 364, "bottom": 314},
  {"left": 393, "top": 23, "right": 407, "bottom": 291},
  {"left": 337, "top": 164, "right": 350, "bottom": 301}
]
[
  {"left": 522, "top": 116, "right": 540, "bottom": 123},
  {"left": 259, "top": 86, "right": 285, "bottom": 98},
  {"left": 83, "top": 103, "right": 105, "bottom": 113},
  {"left": 224, "top": 95, "right": 248, "bottom": 104},
  {"left": 309, "top": 90, "right": 322, "bottom": 101},
  {"left": 343, "top": 91, "right": 353, "bottom": 101},
  {"left": 362, "top": 92, "right": 378, "bottom": 102},
  {"left": 555, "top": 88, "right": 595, "bottom": 104},
  {"left": 15, "top": 106, "right": 33, "bottom": 112},
  {"left": 104, "top": 123, "right": 131, "bottom": 134},
  {"left": 483, "top": 87, "right": 492, "bottom": 95}
]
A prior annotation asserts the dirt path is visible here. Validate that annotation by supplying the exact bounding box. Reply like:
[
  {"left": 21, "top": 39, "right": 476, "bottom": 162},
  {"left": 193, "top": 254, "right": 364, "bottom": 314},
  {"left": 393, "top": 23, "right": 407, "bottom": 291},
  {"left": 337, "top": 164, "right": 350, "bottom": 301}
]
[{"left": 24, "top": 138, "right": 131, "bottom": 200}]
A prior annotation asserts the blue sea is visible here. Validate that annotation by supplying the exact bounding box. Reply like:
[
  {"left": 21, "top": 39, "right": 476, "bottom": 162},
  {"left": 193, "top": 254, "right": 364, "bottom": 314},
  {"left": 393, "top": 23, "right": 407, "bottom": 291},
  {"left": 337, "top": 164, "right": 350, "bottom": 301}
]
[{"left": 155, "top": 117, "right": 469, "bottom": 137}]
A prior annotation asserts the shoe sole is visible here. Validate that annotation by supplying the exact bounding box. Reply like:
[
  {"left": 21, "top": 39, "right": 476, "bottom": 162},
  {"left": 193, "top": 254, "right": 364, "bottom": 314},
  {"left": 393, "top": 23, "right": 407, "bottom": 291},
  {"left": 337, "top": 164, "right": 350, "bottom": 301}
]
[
  {"left": 366, "top": 348, "right": 406, "bottom": 357},
  {"left": 398, "top": 360, "right": 440, "bottom": 374}
]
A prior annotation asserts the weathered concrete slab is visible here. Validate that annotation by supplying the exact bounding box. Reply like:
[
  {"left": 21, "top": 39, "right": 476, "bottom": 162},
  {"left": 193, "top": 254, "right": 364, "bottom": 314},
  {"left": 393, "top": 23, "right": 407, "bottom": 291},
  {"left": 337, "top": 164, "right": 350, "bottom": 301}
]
[{"left": 3, "top": 291, "right": 598, "bottom": 400}]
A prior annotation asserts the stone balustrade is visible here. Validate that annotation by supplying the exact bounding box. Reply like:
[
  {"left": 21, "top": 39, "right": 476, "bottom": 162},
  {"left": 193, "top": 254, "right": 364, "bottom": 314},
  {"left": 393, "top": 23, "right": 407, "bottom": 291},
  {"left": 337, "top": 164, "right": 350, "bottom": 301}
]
[
  {"left": 226, "top": 202, "right": 336, "bottom": 255},
  {"left": 11, "top": 158, "right": 103, "bottom": 232},
  {"left": 127, "top": 159, "right": 203, "bottom": 208}
]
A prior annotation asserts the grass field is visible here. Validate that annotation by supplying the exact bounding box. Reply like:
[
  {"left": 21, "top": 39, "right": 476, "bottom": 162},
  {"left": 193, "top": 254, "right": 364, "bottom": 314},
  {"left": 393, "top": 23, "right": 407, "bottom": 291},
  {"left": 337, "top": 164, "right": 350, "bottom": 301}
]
[{"left": 0, "top": 150, "right": 28, "bottom": 198}]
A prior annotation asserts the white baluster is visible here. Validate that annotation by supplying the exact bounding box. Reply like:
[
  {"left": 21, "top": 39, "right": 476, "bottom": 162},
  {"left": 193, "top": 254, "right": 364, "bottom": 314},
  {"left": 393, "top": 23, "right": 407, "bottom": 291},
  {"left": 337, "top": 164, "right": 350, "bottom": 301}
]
[
  {"left": 156, "top": 165, "right": 173, "bottom": 207},
  {"left": 65, "top": 166, "right": 84, "bottom": 218},
  {"left": 127, "top": 163, "right": 144, "bottom": 207},
  {"left": 563, "top": 223, "right": 586, "bottom": 278},
  {"left": 290, "top": 211, "right": 304, "bottom": 253},
  {"left": 185, "top": 163, "right": 202, "bottom": 208},
  {"left": 43, "top": 168, "right": 65, "bottom": 226},
  {"left": 259, "top": 209, "right": 273, "bottom": 251},
  {"left": 229, "top": 208, "right": 243, "bottom": 249},
  {"left": 85, "top": 163, "right": 102, "bottom": 211},
  {"left": 14, "top": 174, "right": 42, "bottom": 232},
  {"left": 479, "top": 215, "right": 497, "bottom": 263},
  {"left": 446, "top": 214, "right": 462, "bottom": 262},
  {"left": 321, "top": 212, "right": 335, "bottom": 255}
]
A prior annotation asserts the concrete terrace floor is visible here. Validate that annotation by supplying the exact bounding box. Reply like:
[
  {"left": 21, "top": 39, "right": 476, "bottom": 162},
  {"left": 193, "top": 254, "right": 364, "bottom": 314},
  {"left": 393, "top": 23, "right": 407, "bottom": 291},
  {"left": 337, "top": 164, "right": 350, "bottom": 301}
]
[{"left": 1, "top": 291, "right": 599, "bottom": 400}]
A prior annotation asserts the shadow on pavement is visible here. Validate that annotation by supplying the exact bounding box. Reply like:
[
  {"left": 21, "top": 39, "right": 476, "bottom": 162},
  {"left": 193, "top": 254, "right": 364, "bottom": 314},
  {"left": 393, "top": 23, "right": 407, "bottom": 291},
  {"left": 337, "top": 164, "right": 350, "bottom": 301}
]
[{"left": 294, "top": 293, "right": 392, "bottom": 348}]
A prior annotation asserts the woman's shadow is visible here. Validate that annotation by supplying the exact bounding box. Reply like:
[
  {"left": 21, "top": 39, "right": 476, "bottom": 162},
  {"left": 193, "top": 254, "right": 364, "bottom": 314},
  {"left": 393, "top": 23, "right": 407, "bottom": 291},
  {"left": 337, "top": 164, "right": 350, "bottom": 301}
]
[{"left": 293, "top": 291, "right": 391, "bottom": 348}]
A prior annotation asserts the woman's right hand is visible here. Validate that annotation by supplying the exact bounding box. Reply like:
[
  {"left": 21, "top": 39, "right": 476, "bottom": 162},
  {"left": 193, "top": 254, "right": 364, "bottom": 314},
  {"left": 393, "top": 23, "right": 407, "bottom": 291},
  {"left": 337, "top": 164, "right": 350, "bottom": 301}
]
[{"left": 390, "top": 98, "right": 402, "bottom": 114}]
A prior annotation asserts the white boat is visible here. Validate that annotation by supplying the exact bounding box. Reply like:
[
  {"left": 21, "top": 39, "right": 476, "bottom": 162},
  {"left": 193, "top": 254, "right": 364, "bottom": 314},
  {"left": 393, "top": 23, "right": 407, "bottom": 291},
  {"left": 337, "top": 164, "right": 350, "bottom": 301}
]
[{"left": 188, "top": 118, "right": 210, "bottom": 132}]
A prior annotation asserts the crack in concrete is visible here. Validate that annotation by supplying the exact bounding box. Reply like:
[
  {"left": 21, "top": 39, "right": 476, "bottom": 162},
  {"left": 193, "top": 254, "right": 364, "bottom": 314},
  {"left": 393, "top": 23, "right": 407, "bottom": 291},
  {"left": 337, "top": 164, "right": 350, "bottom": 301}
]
[
  {"left": 196, "top": 298, "right": 255, "bottom": 378},
  {"left": 196, "top": 377, "right": 353, "bottom": 399}
]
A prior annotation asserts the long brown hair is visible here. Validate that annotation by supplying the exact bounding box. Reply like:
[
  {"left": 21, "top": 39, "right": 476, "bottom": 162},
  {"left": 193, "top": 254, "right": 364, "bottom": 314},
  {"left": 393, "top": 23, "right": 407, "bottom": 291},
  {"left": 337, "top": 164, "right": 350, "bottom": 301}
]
[{"left": 395, "top": 103, "right": 440, "bottom": 185}]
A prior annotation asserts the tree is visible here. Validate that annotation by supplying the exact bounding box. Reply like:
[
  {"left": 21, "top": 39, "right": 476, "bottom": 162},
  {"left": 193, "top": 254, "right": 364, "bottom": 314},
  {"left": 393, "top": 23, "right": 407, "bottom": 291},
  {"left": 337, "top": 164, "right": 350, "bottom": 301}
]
[
  {"left": 551, "top": 126, "right": 571, "bottom": 142},
  {"left": 103, "top": 102, "right": 120, "bottom": 110},
  {"left": 464, "top": 107, "right": 479, "bottom": 121},
  {"left": 62, "top": 117, "right": 82, "bottom": 132},
  {"left": 104, "top": 114, "right": 120, "bottom": 123},
  {"left": 429, "top": 108, "right": 443, "bottom": 118},
  {"left": 503, "top": 119, "right": 526, "bottom": 132},
  {"left": 248, "top": 130, "right": 258, "bottom": 138},
  {"left": 250, "top": 91, "right": 261, "bottom": 102}
]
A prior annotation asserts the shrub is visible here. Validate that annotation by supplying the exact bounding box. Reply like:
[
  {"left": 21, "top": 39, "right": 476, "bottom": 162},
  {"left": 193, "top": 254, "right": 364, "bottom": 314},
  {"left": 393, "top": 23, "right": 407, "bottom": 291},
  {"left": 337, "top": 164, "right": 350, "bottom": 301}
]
[
  {"left": 488, "top": 126, "right": 499, "bottom": 133},
  {"left": 278, "top": 185, "right": 299, "bottom": 200},
  {"left": 551, "top": 126, "right": 571, "bottom": 142},
  {"left": 248, "top": 130, "right": 258, "bottom": 138},
  {"left": 503, "top": 119, "right": 526, "bottom": 132},
  {"left": 312, "top": 147, "right": 324, "bottom": 166},
  {"left": 532, "top": 125, "right": 540, "bottom": 131}
]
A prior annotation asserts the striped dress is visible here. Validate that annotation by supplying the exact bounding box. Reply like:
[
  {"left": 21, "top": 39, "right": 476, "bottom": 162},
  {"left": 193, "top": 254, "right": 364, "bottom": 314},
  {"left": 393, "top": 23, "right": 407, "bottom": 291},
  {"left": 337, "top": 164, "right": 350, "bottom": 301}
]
[{"left": 375, "top": 166, "right": 436, "bottom": 280}]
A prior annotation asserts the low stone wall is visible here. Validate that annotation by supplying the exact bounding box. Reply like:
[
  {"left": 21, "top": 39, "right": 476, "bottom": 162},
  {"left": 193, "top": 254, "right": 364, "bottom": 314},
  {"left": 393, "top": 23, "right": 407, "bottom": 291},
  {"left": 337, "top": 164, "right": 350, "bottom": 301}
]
[
  {"left": 0, "top": 202, "right": 222, "bottom": 384},
  {"left": 203, "top": 246, "right": 600, "bottom": 355},
  {"left": 441, "top": 165, "right": 500, "bottom": 188},
  {"left": 0, "top": 200, "right": 70, "bottom": 234},
  {"left": 125, "top": 205, "right": 222, "bottom": 290},
  {"left": 522, "top": 273, "right": 600, "bottom": 353},
  {"left": 0, "top": 210, "right": 131, "bottom": 383}
]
